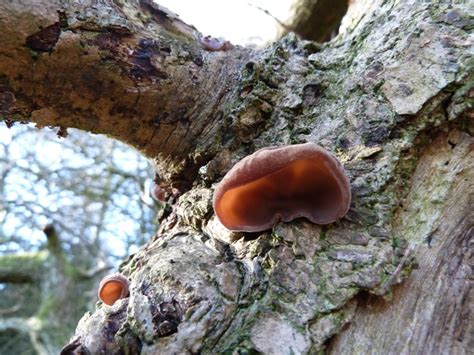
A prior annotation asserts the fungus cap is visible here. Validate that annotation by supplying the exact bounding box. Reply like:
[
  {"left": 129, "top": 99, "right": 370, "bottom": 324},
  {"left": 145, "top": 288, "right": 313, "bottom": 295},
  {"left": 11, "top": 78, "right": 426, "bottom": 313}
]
[
  {"left": 213, "top": 143, "right": 351, "bottom": 232},
  {"left": 153, "top": 184, "right": 166, "bottom": 202},
  {"left": 98, "top": 273, "right": 130, "bottom": 306}
]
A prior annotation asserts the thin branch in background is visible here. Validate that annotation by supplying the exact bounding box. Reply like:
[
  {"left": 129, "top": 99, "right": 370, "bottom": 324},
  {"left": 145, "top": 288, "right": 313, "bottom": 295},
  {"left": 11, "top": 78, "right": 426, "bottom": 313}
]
[
  {"left": 0, "top": 303, "right": 22, "bottom": 316},
  {"left": 248, "top": 2, "right": 294, "bottom": 32},
  {"left": 0, "top": 124, "right": 157, "bottom": 352}
]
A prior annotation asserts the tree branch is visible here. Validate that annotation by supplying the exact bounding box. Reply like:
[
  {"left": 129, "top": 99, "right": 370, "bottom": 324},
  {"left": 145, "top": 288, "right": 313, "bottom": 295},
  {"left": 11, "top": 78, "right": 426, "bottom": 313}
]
[
  {"left": 0, "top": 0, "right": 252, "bottom": 184},
  {"left": 0, "top": 252, "right": 47, "bottom": 283}
]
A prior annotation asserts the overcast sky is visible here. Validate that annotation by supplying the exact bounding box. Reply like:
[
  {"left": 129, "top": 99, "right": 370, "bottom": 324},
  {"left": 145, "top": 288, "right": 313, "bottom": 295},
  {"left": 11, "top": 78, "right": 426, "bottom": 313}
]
[{"left": 156, "top": 0, "right": 294, "bottom": 47}]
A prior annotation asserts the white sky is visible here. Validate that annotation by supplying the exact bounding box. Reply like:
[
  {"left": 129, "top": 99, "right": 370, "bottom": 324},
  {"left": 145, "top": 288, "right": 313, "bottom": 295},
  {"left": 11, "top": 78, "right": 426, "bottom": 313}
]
[{"left": 156, "top": 0, "right": 295, "bottom": 47}]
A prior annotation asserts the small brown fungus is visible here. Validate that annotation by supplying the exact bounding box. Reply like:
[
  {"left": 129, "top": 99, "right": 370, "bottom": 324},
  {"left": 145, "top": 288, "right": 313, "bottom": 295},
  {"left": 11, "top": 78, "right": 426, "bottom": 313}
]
[
  {"left": 153, "top": 183, "right": 166, "bottom": 202},
  {"left": 198, "top": 35, "right": 233, "bottom": 52},
  {"left": 213, "top": 143, "right": 351, "bottom": 232},
  {"left": 98, "top": 273, "right": 130, "bottom": 306}
]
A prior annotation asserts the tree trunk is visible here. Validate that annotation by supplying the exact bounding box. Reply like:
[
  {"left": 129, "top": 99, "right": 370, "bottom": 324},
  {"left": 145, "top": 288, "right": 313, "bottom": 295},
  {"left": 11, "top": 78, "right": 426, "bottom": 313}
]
[{"left": 0, "top": 0, "right": 472, "bottom": 354}]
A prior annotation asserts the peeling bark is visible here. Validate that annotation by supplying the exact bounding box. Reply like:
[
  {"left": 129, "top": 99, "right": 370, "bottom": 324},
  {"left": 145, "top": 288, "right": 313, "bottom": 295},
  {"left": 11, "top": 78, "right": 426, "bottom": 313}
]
[{"left": 0, "top": 0, "right": 472, "bottom": 354}]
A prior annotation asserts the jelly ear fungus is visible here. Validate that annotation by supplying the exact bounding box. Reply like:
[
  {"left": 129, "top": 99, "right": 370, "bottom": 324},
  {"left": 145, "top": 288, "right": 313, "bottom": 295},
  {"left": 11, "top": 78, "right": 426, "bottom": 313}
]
[{"left": 213, "top": 143, "right": 351, "bottom": 232}]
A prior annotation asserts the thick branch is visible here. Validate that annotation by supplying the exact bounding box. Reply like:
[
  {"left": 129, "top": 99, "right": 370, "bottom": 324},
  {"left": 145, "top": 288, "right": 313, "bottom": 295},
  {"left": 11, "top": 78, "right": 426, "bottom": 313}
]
[
  {"left": 0, "top": 0, "right": 251, "bottom": 182},
  {"left": 0, "top": 252, "right": 47, "bottom": 283}
]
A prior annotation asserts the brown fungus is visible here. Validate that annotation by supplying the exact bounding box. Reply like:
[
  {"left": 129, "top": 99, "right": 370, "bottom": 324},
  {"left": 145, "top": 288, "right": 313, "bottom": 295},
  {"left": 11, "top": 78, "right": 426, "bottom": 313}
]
[
  {"left": 98, "top": 273, "right": 130, "bottom": 306},
  {"left": 213, "top": 143, "right": 351, "bottom": 232},
  {"left": 198, "top": 35, "right": 233, "bottom": 52}
]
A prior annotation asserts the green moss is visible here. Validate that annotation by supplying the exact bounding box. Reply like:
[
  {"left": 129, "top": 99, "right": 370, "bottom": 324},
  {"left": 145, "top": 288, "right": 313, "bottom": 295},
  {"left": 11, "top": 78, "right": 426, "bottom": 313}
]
[
  {"left": 319, "top": 229, "right": 327, "bottom": 241},
  {"left": 0, "top": 251, "right": 47, "bottom": 266}
]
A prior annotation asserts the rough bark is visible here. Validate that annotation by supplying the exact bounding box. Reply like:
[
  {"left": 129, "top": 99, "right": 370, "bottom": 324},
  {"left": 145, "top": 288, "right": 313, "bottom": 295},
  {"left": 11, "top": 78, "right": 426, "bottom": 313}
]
[
  {"left": 0, "top": 0, "right": 472, "bottom": 354},
  {"left": 328, "top": 129, "right": 474, "bottom": 354},
  {"left": 0, "top": 0, "right": 250, "bottom": 188}
]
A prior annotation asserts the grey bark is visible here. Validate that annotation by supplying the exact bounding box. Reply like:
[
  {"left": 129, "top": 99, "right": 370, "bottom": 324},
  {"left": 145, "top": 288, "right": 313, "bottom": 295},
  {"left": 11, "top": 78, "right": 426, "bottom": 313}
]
[
  {"left": 328, "top": 129, "right": 474, "bottom": 354},
  {"left": 0, "top": 0, "right": 472, "bottom": 354}
]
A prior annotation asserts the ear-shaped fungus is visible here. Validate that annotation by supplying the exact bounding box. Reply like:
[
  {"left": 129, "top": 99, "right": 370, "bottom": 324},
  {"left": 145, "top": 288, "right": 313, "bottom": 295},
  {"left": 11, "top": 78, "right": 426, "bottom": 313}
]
[
  {"left": 213, "top": 143, "right": 351, "bottom": 232},
  {"left": 98, "top": 273, "right": 130, "bottom": 306}
]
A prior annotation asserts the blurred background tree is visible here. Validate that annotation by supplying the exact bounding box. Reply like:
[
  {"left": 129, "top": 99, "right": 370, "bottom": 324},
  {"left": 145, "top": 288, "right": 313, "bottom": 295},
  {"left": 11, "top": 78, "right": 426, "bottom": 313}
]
[{"left": 0, "top": 125, "right": 158, "bottom": 353}]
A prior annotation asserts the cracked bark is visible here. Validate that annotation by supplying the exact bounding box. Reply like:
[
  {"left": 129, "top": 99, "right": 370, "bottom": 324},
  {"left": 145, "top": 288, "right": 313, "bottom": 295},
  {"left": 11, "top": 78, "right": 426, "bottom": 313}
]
[{"left": 0, "top": 0, "right": 472, "bottom": 354}]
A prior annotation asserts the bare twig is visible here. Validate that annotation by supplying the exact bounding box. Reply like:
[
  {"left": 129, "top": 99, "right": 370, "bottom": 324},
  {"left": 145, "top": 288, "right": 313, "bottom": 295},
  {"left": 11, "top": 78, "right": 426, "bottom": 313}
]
[{"left": 247, "top": 2, "right": 293, "bottom": 32}]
